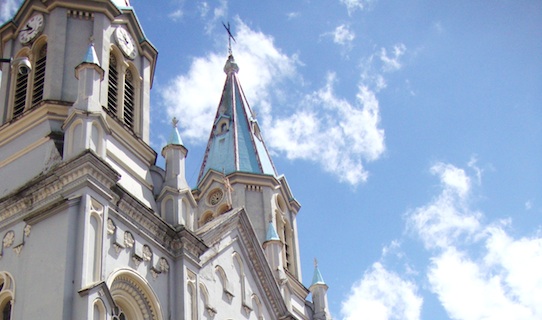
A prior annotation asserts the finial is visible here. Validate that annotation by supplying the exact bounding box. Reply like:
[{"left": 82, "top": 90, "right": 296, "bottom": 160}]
[
  {"left": 222, "top": 22, "right": 236, "bottom": 56},
  {"left": 314, "top": 258, "right": 318, "bottom": 268},
  {"left": 172, "top": 117, "right": 179, "bottom": 128}
]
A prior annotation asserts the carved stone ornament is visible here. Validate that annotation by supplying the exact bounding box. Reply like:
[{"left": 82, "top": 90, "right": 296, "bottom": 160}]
[
  {"left": 24, "top": 224, "right": 31, "bottom": 237},
  {"left": 132, "top": 255, "right": 143, "bottom": 267},
  {"left": 159, "top": 258, "right": 170, "bottom": 273},
  {"left": 206, "top": 305, "right": 217, "bottom": 316},
  {"left": 142, "top": 245, "right": 152, "bottom": 262},
  {"left": 13, "top": 244, "right": 23, "bottom": 255},
  {"left": 124, "top": 231, "right": 135, "bottom": 248},
  {"left": 107, "top": 218, "right": 116, "bottom": 235},
  {"left": 150, "top": 269, "right": 159, "bottom": 279},
  {"left": 3, "top": 231, "right": 14, "bottom": 248},
  {"left": 113, "top": 243, "right": 123, "bottom": 254}
]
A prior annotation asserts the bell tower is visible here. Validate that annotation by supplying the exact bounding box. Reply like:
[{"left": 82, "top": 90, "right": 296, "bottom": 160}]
[{"left": 0, "top": 0, "right": 157, "bottom": 207}]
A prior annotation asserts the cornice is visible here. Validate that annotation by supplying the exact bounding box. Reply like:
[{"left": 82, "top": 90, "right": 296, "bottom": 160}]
[
  {"left": 113, "top": 186, "right": 207, "bottom": 259},
  {"left": 0, "top": 102, "right": 69, "bottom": 148},
  {"left": 0, "top": 151, "right": 119, "bottom": 226}
]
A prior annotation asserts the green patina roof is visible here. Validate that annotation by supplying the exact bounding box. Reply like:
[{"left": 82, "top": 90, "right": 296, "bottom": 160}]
[{"left": 198, "top": 55, "right": 277, "bottom": 184}]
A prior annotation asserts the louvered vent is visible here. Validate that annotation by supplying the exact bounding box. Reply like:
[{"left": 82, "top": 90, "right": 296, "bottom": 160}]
[
  {"left": 123, "top": 69, "right": 135, "bottom": 129},
  {"left": 13, "top": 71, "right": 29, "bottom": 118},
  {"left": 31, "top": 44, "right": 47, "bottom": 106},
  {"left": 107, "top": 54, "right": 118, "bottom": 115}
]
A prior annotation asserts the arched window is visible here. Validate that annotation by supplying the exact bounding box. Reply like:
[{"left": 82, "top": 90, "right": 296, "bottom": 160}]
[
  {"left": 31, "top": 43, "right": 47, "bottom": 106},
  {"left": 284, "top": 220, "right": 294, "bottom": 273},
  {"left": 200, "top": 211, "right": 214, "bottom": 227},
  {"left": 109, "top": 270, "right": 162, "bottom": 320},
  {"left": 12, "top": 67, "right": 29, "bottom": 118},
  {"left": 107, "top": 49, "right": 140, "bottom": 133},
  {"left": 107, "top": 53, "right": 119, "bottom": 115},
  {"left": 123, "top": 69, "right": 135, "bottom": 129},
  {"left": 0, "top": 272, "right": 14, "bottom": 320}
]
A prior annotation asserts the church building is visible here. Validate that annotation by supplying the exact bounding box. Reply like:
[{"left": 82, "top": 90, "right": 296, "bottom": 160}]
[{"left": 0, "top": 0, "right": 331, "bottom": 319}]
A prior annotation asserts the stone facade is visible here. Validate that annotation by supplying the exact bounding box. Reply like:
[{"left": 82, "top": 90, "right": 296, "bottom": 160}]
[{"left": 0, "top": 0, "right": 330, "bottom": 319}]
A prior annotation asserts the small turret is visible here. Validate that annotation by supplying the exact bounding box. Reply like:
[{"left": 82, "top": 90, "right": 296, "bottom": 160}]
[
  {"left": 63, "top": 43, "right": 108, "bottom": 159},
  {"left": 263, "top": 220, "right": 287, "bottom": 283},
  {"left": 309, "top": 259, "right": 331, "bottom": 320},
  {"left": 158, "top": 118, "right": 196, "bottom": 228},
  {"left": 73, "top": 43, "right": 104, "bottom": 113},
  {"left": 162, "top": 117, "right": 189, "bottom": 190}
]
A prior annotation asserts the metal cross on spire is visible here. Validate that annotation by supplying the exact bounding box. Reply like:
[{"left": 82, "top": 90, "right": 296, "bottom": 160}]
[{"left": 222, "top": 22, "right": 236, "bottom": 55}]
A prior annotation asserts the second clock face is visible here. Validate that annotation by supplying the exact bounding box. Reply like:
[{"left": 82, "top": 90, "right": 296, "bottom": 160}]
[
  {"left": 19, "top": 13, "right": 45, "bottom": 44},
  {"left": 115, "top": 27, "right": 136, "bottom": 59}
]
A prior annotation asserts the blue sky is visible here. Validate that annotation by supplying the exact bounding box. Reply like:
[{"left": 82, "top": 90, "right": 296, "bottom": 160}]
[{"left": 2, "top": 0, "right": 542, "bottom": 319}]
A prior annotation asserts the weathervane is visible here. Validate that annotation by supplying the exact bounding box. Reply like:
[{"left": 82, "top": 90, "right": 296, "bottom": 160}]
[{"left": 222, "top": 22, "right": 236, "bottom": 55}]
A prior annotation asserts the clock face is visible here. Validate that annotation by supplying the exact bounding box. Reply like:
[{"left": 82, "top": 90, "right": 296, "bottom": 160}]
[
  {"left": 19, "top": 13, "right": 45, "bottom": 44},
  {"left": 115, "top": 27, "right": 137, "bottom": 59}
]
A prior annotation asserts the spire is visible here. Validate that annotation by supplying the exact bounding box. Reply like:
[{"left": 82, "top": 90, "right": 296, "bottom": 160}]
[
  {"left": 311, "top": 259, "right": 326, "bottom": 286},
  {"left": 197, "top": 55, "right": 277, "bottom": 183},
  {"left": 167, "top": 117, "right": 183, "bottom": 145},
  {"left": 82, "top": 42, "right": 100, "bottom": 66},
  {"left": 265, "top": 221, "right": 280, "bottom": 242},
  {"left": 75, "top": 42, "right": 103, "bottom": 80}
]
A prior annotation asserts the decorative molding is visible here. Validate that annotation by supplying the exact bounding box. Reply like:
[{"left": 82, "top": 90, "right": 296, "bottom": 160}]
[
  {"left": 159, "top": 257, "right": 169, "bottom": 273},
  {"left": 13, "top": 244, "right": 23, "bottom": 255},
  {"left": 142, "top": 245, "right": 152, "bottom": 262},
  {"left": 67, "top": 10, "right": 94, "bottom": 20},
  {"left": 124, "top": 231, "right": 134, "bottom": 248},
  {"left": 24, "top": 224, "right": 31, "bottom": 237},
  {"left": 3, "top": 231, "right": 14, "bottom": 248},
  {"left": 0, "top": 151, "right": 119, "bottom": 225},
  {"left": 107, "top": 218, "right": 116, "bottom": 235}
]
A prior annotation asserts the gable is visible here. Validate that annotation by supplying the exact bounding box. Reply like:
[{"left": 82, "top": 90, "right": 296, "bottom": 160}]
[{"left": 193, "top": 208, "right": 295, "bottom": 319}]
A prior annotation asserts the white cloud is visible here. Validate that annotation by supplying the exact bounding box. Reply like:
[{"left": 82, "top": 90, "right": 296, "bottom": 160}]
[
  {"left": 168, "top": 9, "right": 183, "bottom": 21},
  {"left": 407, "top": 162, "right": 481, "bottom": 249},
  {"left": 286, "top": 12, "right": 299, "bottom": 20},
  {"left": 0, "top": 0, "right": 21, "bottom": 24},
  {"left": 428, "top": 247, "right": 536, "bottom": 320},
  {"left": 161, "top": 19, "right": 386, "bottom": 186},
  {"left": 340, "top": 0, "right": 374, "bottom": 15},
  {"left": 379, "top": 44, "right": 406, "bottom": 72},
  {"left": 266, "top": 73, "right": 385, "bottom": 185},
  {"left": 341, "top": 262, "right": 422, "bottom": 320},
  {"left": 347, "top": 160, "right": 542, "bottom": 319},
  {"left": 332, "top": 24, "right": 355, "bottom": 46},
  {"left": 408, "top": 161, "right": 542, "bottom": 319}
]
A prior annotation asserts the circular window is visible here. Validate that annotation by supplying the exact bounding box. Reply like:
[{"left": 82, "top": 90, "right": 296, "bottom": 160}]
[{"left": 208, "top": 189, "right": 223, "bottom": 206}]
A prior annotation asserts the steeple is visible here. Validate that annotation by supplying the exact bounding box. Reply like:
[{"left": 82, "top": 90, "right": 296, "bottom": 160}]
[{"left": 197, "top": 54, "right": 277, "bottom": 183}]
